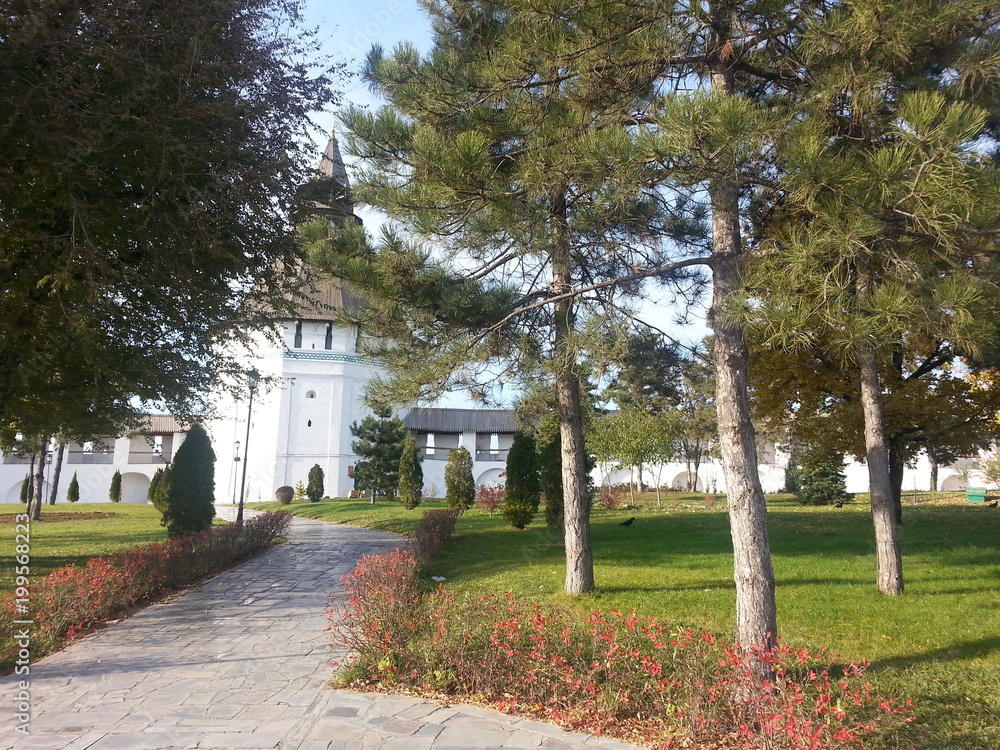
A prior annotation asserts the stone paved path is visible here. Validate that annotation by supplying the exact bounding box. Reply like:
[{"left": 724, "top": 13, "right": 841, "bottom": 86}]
[{"left": 1, "top": 508, "right": 643, "bottom": 750}]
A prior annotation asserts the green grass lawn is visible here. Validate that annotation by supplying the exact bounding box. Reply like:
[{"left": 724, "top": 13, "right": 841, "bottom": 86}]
[
  {"left": 0, "top": 502, "right": 224, "bottom": 589},
  {"left": 262, "top": 492, "right": 1000, "bottom": 750}
]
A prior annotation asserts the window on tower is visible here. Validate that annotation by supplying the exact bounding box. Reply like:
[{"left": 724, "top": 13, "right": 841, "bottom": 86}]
[
  {"left": 294, "top": 320, "right": 303, "bottom": 348},
  {"left": 305, "top": 391, "right": 316, "bottom": 399},
  {"left": 325, "top": 323, "right": 333, "bottom": 350}
]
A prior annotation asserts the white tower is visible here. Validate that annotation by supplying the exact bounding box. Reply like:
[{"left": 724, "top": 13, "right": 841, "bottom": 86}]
[{"left": 213, "top": 134, "right": 382, "bottom": 503}]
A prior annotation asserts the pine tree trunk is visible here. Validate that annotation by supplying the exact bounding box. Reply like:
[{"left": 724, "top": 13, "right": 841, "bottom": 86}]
[
  {"left": 551, "top": 187, "right": 594, "bottom": 596},
  {"left": 859, "top": 348, "right": 905, "bottom": 595},
  {"left": 708, "top": 3, "right": 778, "bottom": 653},
  {"left": 48, "top": 441, "right": 66, "bottom": 505},
  {"left": 855, "top": 263, "right": 904, "bottom": 596}
]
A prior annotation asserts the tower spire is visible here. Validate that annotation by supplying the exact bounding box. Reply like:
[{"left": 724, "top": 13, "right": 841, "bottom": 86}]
[{"left": 318, "top": 128, "right": 350, "bottom": 191}]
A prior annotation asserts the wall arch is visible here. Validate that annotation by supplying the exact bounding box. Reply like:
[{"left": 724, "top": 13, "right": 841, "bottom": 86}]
[
  {"left": 670, "top": 471, "right": 705, "bottom": 492},
  {"left": 476, "top": 468, "right": 505, "bottom": 488},
  {"left": 4, "top": 479, "right": 49, "bottom": 504},
  {"left": 121, "top": 473, "right": 151, "bottom": 504},
  {"left": 940, "top": 474, "right": 967, "bottom": 492}
]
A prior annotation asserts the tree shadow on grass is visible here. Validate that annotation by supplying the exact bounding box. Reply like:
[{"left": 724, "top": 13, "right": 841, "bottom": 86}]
[{"left": 864, "top": 635, "right": 1000, "bottom": 673}]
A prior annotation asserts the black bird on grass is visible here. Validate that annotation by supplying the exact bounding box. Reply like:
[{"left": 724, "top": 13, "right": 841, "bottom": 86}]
[
  {"left": 987, "top": 501, "right": 998, "bottom": 508},
  {"left": 619, "top": 517, "right": 635, "bottom": 527}
]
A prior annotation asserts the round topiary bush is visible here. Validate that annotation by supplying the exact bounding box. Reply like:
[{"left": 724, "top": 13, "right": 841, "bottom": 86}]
[{"left": 275, "top": 485, "right": 294, "bottom": 505}]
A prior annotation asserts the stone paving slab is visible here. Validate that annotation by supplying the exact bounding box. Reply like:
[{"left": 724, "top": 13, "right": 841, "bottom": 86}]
[{"left": 1, "top": 506, "right": 645, "bottom": 750}]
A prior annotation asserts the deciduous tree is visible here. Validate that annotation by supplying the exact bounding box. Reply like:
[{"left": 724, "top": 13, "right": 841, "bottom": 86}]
[{"left": 0, "top": 0, "right": 340, "bottom": 434}]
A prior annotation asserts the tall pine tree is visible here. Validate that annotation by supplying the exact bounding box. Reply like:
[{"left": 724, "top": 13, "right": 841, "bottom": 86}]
[{"left": 312, "top": 1, "right": 702, "bottom": 595}]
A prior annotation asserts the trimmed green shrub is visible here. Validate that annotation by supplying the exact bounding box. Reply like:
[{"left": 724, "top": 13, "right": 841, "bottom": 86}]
[
  {"left": 397, "top": 435, "right": 423, "bottom": 510},
  {"left": 307, "top": 464, "right": 325, "bottom": 502},
  {"left": 109, "top": 470, "right": 122, "bottom": 502},
  {"left": 67, "top": 473, "right": 80, "bottom": 503},
  {"left": 19, "top": 476, "right": 29, "bottom": 504},
  {"left": 502, "top": 431, "right": 540, "bottom": 529},
  {"left": 159, "top": 424, "right": 216, "bottom": 538},
  {"left": 444, "top": 446, "right": 475, "bottom": 511},
  {"left": 536, "top": 414, "right": 564, "bottom": 530}
]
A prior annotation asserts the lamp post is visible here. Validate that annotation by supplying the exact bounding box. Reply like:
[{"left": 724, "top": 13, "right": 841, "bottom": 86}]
[
  {"left": 232, "top": 440, "right": 241, "bottom": 504},
  {"left": 235, "top": 369, "right": 260, "bottom": 526}
]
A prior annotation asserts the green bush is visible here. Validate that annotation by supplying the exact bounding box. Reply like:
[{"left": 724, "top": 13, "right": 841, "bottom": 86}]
[
  {"left": 793, "top": 454, "right": 852, "bottom": 506},
  {"left": 148, "top": 467, "right": 168, "bottom": 510},
  {"left": 67, "top": 473, "right": 80, "bottom": 503},
  {"left": 444, "top": 446, "right": 475, "bottom": 511},
  {"left": 109, "top": 470, "right": 122, "bottom": 503},
  {"left": 159, "top": 424, "right": 216, "bottom": 537},
  {"left": 502, "top": 431, "right": 540, "bottom": 529},
  {"left": 397, "top": 435, "right": 423, "bottom": 510},
  {"left": 307, "top": 464, "right": 325, "bottom": 502}
]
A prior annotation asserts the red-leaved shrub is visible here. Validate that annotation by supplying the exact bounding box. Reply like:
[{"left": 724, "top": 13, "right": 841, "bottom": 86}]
[
  {"left": 1, "top": 511, "right": 291, "bottom": 671},
  {"left": 596, "top": 488, "right": 624, "bottom": 509},
  {"left": 330, "top": 549, "right": 915, "bottom": 750},
  {"left": 408, "top": 508, "right": 459, "bottom": 566},
  {"left": 475, "top": 484, "right": 505, "bottom": 516}
]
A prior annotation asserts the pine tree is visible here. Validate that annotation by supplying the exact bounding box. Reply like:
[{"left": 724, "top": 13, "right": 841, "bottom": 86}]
[
  {"left": 743, "top": 4, "right": 1000, "bottom": 596},
  {"left": 159, "top": 424, "right": 215, "bottom": 538},
  {"left": 311, "top": 3, "right": 704, "bottom": 596},
  {"left": 444, "top": 447, "right": 475, "bottom": 512},
  {"left": 502, "top": 432, "right": 540, "bottom": 529},
  {"left": 306, "top": 464, "right": 325, "bottom": 502},
  {"left": 350, "top": 407, "right": 407, "bottom": 502},
  {"left": 19, "top": 476, "right": 29, "bottom": 504},
  {"left": 293, "top": 480, "right": 307, "bottom": 502},
  {"left": 67, "top": 472, "right": 80, "bottom": 503},
  {"left": 109, "top": 470, "right": 122, "bottom": 503},
  {"left": 397, "top": 435, "right": 423, "bottom": 510},
  {"left": 793, "top": 453, "right": 852, "bottom": 507}
]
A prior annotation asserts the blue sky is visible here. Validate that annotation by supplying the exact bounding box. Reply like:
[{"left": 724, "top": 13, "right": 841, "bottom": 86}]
[{"left": 302, "top": 0, "right": 433, "bottom": 127}]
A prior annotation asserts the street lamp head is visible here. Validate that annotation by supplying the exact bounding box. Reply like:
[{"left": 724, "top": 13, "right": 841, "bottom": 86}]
[{"left": 248, "top": 368, "right": 260, "bottom": 392}]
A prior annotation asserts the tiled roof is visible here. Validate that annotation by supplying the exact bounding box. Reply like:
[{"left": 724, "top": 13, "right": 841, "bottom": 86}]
[{"left": 403, "top": 408, "right": 517, "bottom": 433}]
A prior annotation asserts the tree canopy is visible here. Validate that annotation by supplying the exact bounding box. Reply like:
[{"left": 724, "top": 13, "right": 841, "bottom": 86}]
[{"left": 0, "top": 0, "right": 340, "bottom": 435}]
